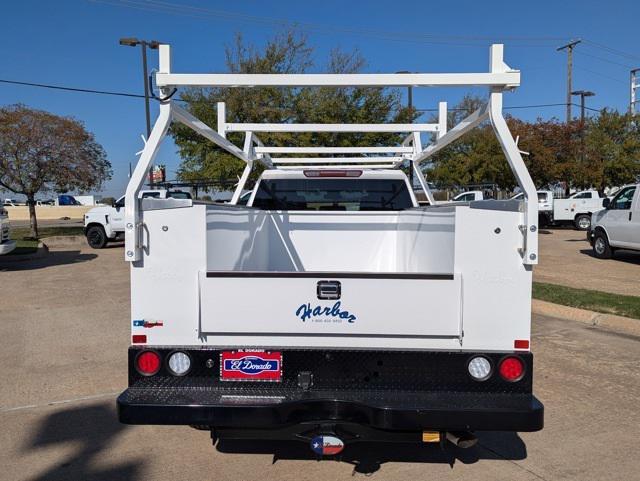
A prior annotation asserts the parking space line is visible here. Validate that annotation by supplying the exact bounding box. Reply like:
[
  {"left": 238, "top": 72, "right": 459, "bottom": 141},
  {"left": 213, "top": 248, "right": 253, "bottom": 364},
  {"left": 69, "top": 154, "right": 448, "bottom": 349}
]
[{"left": 0, "top": 391, "right": 120, "bottom": 413}]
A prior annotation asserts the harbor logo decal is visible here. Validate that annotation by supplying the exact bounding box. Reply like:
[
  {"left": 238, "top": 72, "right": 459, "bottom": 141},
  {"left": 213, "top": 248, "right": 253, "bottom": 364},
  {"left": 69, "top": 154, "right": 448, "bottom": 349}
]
[
  {"left": 220, "top": 350, "right": 282, "bottom": 381},
  {"left": 295, "top": 301, "right": 357, "bottom": 324}
]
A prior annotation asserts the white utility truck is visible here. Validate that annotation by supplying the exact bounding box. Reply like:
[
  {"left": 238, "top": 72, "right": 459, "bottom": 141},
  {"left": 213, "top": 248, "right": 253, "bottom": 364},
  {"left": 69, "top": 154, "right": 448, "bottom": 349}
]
[
  {"left": 589, "top": 184, "right": 640, "bottom": 258},
  {"left": 117, "top": 44, "right": 543, "bottom": 454},
  {"left": 514, "top": 190, "right": 604, "bottom": 230},
  {"left": 84, "top": 189, "right": 191, "bottom": 248},
  {"left": 0, "top": 206, "right": 16, "bottom": 255},
  {"left": 511, "top": 190, "right": 553, "bottom": 226},
  {"left": 551, "top": 190, "right": 606, "bottom": 230}
]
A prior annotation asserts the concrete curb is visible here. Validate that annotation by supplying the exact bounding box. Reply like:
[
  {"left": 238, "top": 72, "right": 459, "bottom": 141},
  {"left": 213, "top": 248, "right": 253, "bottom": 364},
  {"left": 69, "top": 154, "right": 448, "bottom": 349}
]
[
  {"left": 0, "top": 242, "right": 49, "bottom": 263},
  {"left": 532, "top": 299, "right": 640, "bottom": 337},
  {"left": 41, "top": 235, "right": 86, "bottom": 247}
]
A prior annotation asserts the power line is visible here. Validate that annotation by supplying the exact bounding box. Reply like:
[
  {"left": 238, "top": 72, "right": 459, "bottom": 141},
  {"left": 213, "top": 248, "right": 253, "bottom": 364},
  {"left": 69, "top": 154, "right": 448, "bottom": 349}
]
[
  {"left": 90, "top": 0, "right": 567, "bottom": 47},
  {"left": 574, "top": 50, "right": 633, "bottom": 69},
  {"left": 0, "top": 77, "right": 603, "bottom": 112},
  {"left": 0, "top": 78, "right": 146, "bottom": 99},
  {"left": 574, "top": 66, "right": 628, "bottom": 85},
  {"left": 582, "top": 39, "right": 640, "bottom": 63}
]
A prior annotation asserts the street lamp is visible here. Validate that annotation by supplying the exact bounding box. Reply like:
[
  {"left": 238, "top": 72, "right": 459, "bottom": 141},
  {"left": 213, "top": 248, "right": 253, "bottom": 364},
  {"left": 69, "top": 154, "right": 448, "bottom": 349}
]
[
  {"left": 571, "top": 90, "right": 595, "bottom": 164},
  {"left": 571, "top": 90, "right": 595, "bottom": 124},
  {"left": 120, "top": 37, "right": 161, "bottom": 185},
  {"left": 396, "top": 70, "right": 414, "bottom": 187}
]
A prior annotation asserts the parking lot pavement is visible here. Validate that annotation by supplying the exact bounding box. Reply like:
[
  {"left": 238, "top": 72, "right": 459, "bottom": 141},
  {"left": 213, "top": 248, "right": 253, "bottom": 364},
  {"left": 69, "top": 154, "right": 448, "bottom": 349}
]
[
  {"left": 536, "top": 228, "right": 640, "bottom": 297},
  {"left": 2, "top": 247, "right": 640, "bottom": 481}
]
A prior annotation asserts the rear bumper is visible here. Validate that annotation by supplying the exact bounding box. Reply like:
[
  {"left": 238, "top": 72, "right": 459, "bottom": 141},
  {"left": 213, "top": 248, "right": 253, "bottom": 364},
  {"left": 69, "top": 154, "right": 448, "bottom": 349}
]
[
  {"left": 118, "top": 347, "right": 543, "bottom": 432},
  {"left": 118, "top": 388, "right": 543, "bottom": 432}
]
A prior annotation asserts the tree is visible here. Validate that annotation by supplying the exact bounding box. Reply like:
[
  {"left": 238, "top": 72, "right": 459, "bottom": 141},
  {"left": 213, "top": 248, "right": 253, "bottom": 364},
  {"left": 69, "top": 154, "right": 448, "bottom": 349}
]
[
  {"left": 583, "top": 110, "right": 640, "bottom": 191},
  {"left": 172, "top": 30, "right": 414, "bottom": 189},
  {"left": 427, "top": 96, "right": 588, "bottom": 192},
  {"left": 0, "top": 105, "right": 111, "bottom": 237},
  {"left": 427, "top": 95, "right": 516, "bottom": 189}
]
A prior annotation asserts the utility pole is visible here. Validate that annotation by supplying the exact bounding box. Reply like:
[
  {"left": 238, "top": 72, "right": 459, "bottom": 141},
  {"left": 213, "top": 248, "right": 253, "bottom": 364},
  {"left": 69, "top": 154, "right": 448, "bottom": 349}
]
[
  {"left": 557, "top": 39, "right": 581, "bottom": 123},
  {"left": 631, "top": 68, "right": 640, "bottom": 115}
]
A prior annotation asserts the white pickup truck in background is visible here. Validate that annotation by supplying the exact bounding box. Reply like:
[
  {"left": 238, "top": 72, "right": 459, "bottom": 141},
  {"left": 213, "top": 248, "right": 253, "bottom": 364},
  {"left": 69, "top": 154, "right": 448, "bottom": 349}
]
[
  {"left": 84, "top": 189, "right": 191, "bottom": 248},
  {"left": 451, "top": 190, "right": 484, "bottom": 202},
  {"left": 116, "top": 43, "right": 543, "bottom": 454},
  {"left": 589, "top": 184, "right": 640, "bottom": 258},
  {"left": 0, "top": 206, "right": 16, "bottom": 255}
]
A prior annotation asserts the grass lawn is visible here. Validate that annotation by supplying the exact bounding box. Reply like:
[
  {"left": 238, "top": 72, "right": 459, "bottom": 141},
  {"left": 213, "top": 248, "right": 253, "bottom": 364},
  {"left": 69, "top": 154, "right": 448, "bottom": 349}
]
[
  {"left": 5, "top": 226, "right": 85, "bottom": 256},
  {"left": 11, "top": 226, "right": 85, "bottom": 239},
  {"left": 533, "top": 282, "right": 640, "bottom": 320}
]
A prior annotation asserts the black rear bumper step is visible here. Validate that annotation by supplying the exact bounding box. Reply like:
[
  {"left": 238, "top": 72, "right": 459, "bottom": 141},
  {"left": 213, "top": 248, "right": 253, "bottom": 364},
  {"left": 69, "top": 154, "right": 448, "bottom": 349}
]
[{"left": 117, "top": 388, "right": 544, "bottom": 432}]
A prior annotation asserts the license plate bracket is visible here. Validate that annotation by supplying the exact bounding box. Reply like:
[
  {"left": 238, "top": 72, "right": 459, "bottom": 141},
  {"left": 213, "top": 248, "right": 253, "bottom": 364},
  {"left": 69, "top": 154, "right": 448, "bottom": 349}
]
[{"left": 220, "top": 350, "right": 282, "bottom": 382}]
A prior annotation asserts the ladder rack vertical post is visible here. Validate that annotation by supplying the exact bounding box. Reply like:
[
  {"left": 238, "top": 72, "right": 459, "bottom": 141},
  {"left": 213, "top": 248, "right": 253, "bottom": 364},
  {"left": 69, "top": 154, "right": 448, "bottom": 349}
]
[{"left": 217, "top": 102, "right": 227, "bottom": 138}]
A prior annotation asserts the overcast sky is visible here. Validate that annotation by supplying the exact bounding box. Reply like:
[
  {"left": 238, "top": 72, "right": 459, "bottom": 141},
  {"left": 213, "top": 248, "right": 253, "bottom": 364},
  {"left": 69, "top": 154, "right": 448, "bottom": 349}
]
[{"left": 1, "top": 0, "right": 638, "bottom": 197}]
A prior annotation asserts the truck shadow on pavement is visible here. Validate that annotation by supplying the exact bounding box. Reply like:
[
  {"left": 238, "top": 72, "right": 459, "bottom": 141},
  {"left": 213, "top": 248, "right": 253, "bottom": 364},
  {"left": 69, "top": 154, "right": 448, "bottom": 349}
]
[
  {"left": 23, "top": 402, "right": 142, "bottom": 481},
  {"left": 216, "top": 431, "right": 527, "bottom": 474},
  {"left": 0, "top": 250, "right": 97, "bottom": 271},
  {"left": 579, "top": 248, "right": 640, "bottom": 265}
]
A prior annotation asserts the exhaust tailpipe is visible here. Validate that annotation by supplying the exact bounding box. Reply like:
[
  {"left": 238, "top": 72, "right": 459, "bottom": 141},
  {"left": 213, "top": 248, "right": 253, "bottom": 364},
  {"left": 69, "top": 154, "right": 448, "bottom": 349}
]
[{"left": 446, "top": 431, "right": 478, "bottom": 449}]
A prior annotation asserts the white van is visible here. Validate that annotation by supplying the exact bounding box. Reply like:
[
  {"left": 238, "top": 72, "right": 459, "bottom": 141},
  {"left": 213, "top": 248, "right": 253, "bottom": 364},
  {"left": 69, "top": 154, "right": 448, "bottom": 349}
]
[{"left": 589, "top": 184, "right": 640, "bottom": 258}]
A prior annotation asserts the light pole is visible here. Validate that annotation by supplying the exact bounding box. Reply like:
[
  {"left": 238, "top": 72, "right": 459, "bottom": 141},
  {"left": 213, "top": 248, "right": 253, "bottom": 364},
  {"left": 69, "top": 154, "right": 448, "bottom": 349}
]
[
  {"left": 119, "top": 37, "right": 160, "bottom": 185},
  {"left": 571, "top": 90, "right": 595, "bottom": 164},
  {"left": 396, "top": 71, "right": 414, "bottom": 187},
  {"left": 571, "top": 90, "right": 595, "bottom": 124},
  {"left": 631, "top": 68, "right": 640, "bottom": 115}
]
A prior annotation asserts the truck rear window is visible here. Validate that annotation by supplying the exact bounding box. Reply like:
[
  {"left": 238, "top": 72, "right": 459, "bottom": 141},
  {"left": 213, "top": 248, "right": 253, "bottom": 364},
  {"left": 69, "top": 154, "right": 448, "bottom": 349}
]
[{"left": 252, "top": 179, "right": 414, "bottom": 211}]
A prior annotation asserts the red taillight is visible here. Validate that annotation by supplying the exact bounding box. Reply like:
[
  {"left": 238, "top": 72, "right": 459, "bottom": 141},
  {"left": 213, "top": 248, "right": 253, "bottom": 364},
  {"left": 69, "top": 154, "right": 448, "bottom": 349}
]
[
  {"left": 136, "top": 350, "right": 161, "bottom": 376},
  {"left": 499, "top": 356, "right": 525, "bottom": 382},
  {"left": 514, "top": 339, "right": 530, "bottom": 350},
  {"left": 303, "top": 169, "right": 362, "bottom": 178}
]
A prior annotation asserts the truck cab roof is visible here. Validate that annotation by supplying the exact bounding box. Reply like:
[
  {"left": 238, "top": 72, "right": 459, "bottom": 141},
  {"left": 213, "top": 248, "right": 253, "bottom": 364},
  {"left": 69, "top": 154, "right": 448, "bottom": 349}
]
[
  {"left": 249, "top": 169, "right": 418, "bottom": 210},
  {"left": 258, "top": 169, "right": 409, "bottom": 180}
]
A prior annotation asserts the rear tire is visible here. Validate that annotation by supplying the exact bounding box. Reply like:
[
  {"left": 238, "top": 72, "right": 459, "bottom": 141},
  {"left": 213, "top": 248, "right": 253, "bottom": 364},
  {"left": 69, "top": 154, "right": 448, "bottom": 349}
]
[
  {"left": 86, "top": 225, "right": 107, "bottom": 249},
  {"left": 592, "top": 231, "right": 612, "bottom": 259},
  {"left": 575, "top": 214, "right": 591, "bottom": 231}
]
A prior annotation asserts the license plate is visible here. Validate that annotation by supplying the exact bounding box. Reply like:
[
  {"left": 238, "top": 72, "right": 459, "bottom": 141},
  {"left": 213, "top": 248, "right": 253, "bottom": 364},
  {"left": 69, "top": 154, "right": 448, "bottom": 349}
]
[{"left": 220, "top": 350, "right": 282, "bottom": 382}]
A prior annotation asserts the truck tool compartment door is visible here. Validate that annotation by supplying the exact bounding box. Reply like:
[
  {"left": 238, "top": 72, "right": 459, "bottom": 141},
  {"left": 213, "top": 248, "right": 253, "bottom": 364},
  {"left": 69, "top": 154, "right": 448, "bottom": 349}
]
[{"left": 199, "top": 272, "right": 462, "bottom": 338}]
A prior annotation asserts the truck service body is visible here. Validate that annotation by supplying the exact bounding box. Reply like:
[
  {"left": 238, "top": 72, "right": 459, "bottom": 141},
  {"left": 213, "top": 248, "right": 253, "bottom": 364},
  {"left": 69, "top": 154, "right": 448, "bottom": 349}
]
[
  {"left": 550, "top": 190, "right": 606, "bottom": 230},
  {"left": 117, "top": 44, "right": 543, "bottom": 451}
]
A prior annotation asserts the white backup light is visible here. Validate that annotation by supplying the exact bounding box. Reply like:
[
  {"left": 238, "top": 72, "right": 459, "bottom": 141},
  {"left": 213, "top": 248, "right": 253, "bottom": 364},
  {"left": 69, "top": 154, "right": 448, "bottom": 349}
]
[
  {"left": 168, "top": 352, "right": 191, "bottom": 376},
  {"left": 468, "top": 356, "right": 492, "bottom": 381}
]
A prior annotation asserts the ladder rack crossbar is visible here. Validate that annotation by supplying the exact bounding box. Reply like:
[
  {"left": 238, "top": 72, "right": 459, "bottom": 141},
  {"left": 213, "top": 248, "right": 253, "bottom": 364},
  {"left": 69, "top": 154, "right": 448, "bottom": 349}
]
[
  {"left": 255, "top": 146, "right": 414, "bottom": 154},
  {"left": 225, "top": 123, "right": 438, "bottom": 133}
]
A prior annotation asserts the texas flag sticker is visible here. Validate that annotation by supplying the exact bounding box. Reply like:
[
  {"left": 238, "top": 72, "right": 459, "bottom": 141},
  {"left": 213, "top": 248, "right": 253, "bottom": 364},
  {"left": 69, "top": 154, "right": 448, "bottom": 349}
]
[{"left": 310, "top": 435, "right": 345, "bottom": 455}]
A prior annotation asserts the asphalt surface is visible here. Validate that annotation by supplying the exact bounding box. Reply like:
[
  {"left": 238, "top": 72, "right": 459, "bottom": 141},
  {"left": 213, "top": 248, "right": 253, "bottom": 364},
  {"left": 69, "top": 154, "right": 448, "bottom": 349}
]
[
  {"left": 535, "top": 228, "right": 640, "bottom": 297},
  {"left": 1, "top": 246, "right": 639, "bottom": 480}
]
